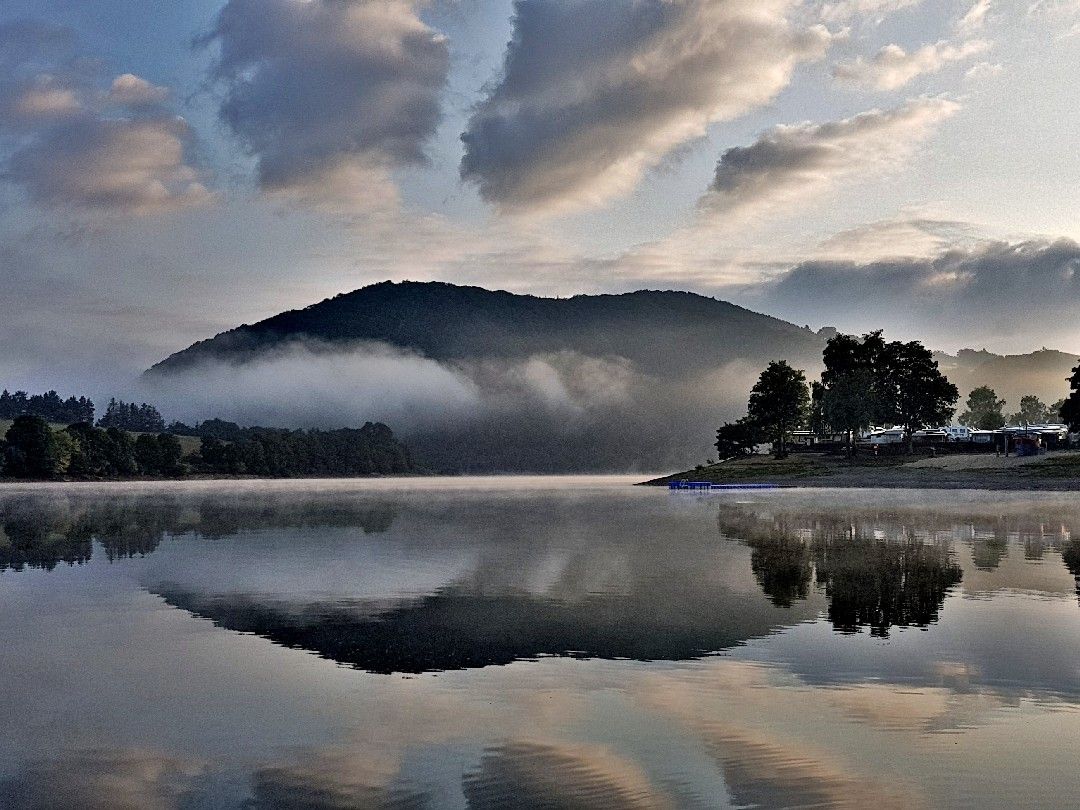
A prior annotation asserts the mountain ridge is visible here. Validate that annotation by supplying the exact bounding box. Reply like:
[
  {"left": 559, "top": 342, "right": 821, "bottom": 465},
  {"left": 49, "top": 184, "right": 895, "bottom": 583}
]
[{"left": 146, "top": 280, "right": 828, "bottom": 378}]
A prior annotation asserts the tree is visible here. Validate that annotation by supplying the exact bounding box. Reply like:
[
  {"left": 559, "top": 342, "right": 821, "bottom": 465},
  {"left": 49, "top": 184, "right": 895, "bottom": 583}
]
[
  {"left": 822, "top": 368, "right": 877, "bottom": 455},
  {"left": 881, "top": 341, "right": 958, "bottom": 452},
  {"left": 3, "top": 416, "right": 65, "bottom": 479},
  {"left": 715, "top": 418, "right": 759, "bottom": 460},
  {"left": 1009, "top": 395, "right": 1052, "bottom": 425},
  {"left": 1060, "top": 363, "right": 1080, "bottom": 432},
  {"left": 747, "top": 361, "right": 809, "bottom": 458},
  {"left": 959, "top": 386, "right": 1006, "bottom": 430},
  {"left": 1051, "top": 399, "right": 1067, "bottom": 423}
]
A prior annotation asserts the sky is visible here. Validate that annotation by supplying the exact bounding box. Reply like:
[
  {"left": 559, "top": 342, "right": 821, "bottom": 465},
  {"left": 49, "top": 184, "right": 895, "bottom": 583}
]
[{"left": 2, "top": 0, "right": 1080, "bottom": 397}]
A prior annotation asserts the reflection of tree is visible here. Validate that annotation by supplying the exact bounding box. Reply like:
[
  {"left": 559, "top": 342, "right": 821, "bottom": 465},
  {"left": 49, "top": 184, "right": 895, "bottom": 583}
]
[
  {"left": 0, "top": 493, "right": 397, "bottom": 572},
  {"left": 725, "top": 507, "right": 962, "bottom": 637},
  {"left": 1061, "top": 541, "right": 1080, "bottom": 603},
  {"left": 816, "top": 538, "right": 961, "bottom": 636},
  {"left": 0, "top": 511, "right": 92, "bottom": 571},
  {"left": 751, "top": 536, "right": 811, "bottom": 608},
  {"left": 971, "top": 531, "right": 1009, "bottom": 571}
]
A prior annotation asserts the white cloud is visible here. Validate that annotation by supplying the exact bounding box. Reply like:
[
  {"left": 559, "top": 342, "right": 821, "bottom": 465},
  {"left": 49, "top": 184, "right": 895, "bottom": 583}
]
[
  {"left": 834, "top": 39, "right": 990, "bottom": 90},
  {"left": 8, "top": 116, "right": 213, "bottom": 215},
  {"left": 107, "top": 73, "right": 170, "bottom": 106},
  {"left": 958, "top": 0, "right": 992, "bottom": 32},
  {"left": 0, "top": 26, "right": 212, "bottom": 216},
  {"left": 965, "top": 61, "right": 1004, "bottom": 81},
  {"left": 460, "top": 0, "right": 833, "bottom": 215},
  {"left": 818, "top": 0, "right": 922, "bottom": 24}
]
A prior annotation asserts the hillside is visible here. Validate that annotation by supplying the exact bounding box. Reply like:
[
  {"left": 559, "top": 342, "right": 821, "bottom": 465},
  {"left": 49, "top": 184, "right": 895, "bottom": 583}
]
[
  {"left": 935, "top": 348, "right": 1078, "bottom": 407},
  {"left": 147, "top": 281, "right": 827, "bottom": 380}
]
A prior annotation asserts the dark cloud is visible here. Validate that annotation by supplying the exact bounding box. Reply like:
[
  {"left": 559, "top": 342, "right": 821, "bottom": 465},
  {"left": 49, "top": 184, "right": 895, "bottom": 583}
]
[
  {"left": 704, "top": 98, "right": 958, "bottom": 217},
  {"left": 201, "top": 0, "right": 449, "bottom": 209},
  {"left": 460, "top": 0, "right": 832, "bottom": 213},
  {"left": 757, "top": 238, "right": 1080, "bottom": 348}
]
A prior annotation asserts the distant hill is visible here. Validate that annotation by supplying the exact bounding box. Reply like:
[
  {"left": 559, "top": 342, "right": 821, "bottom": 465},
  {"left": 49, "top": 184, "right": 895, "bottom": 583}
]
[
  {"left": 148, "top": 281, "right": 826, "bottom": 379},
  {"left": 935, "top": 348, "right": 1078, "bottom": 408},
  {"left": 145, "top": 282, "right": 829, "bottom": 472}
]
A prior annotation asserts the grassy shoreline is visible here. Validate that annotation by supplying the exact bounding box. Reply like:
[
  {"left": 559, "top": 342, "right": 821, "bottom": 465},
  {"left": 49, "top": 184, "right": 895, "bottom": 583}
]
[{"left": 641, "top": 450, "right": 1080, "bottom": 491}]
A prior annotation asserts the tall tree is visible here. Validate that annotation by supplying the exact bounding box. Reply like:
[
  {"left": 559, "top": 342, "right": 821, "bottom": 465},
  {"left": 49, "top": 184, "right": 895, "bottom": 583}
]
[
  {"left": 959, "top": 386, "right": 1007, "bottom": 430},
  {"left": 747, "top": 361, "right": 809, "bottom": 458},
  {"left": 3, "top": 416, "right": 65, "bottom": 479},
  {"left": 1060, "top": 363, "right": 1080, "bottom": 432},
  {"left": 1009, "top": 395, "right": 1052, "bottom": 425},
  {"left": 880, "top": 341, "right": 958, "bottom": 451},
  {"left": 822, "top": 368, "right": 877, "bottom": 455}
]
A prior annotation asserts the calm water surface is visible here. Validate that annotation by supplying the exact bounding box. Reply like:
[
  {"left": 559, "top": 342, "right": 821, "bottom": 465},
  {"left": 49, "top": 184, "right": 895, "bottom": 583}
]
[{"left": 2, "top": 477, "right": 1080, "bottom": 808}]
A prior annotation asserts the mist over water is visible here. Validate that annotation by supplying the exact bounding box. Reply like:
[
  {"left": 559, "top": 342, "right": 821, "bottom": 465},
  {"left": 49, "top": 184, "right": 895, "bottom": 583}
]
[
  {"left": 4, "top": 480, "right": 1080, "bottom": 807},
  {"left": 139, "top": 340, "right": 760, "bottom": 472}
]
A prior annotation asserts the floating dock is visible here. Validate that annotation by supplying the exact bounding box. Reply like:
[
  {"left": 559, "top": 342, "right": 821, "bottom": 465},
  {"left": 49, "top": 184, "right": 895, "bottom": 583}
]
[{"left": 668, "top": 481, "right": 781, "bottom": 491}]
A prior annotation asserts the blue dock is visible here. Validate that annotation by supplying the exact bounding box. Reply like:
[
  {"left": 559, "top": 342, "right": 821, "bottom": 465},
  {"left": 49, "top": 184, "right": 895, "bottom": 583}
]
[{"left": 668, "top": 481, "right": 781, "bottom": 491}]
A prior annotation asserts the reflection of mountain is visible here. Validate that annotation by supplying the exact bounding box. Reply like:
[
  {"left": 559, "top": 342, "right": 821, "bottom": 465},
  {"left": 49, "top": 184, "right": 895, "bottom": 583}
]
[
  {"left": 157, "top": 570, "right": 819, "bottom": 674},
  {"left": 720, "top": 505, "right": 963, "bottom": 636},
  {"left": 0, "top": 492, "right": 396, "bottom": 573}
]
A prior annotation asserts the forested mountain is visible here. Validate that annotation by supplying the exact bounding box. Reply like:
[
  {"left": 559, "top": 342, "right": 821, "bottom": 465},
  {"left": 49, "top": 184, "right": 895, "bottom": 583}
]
[
  {"left": 145, "top": 282, "right": 830, "bottom": 472},
  {"left": 147, "top": 281, "right": 828, "bottom": 379}
]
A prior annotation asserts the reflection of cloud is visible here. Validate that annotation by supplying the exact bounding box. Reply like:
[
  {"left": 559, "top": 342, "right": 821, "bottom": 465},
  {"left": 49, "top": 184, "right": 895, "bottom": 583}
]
[
  {"left": 463, "top": 739, "right": 672, "bottom": 810},
  {"left": 0, "top": 748, "right": 201, "bottom": 810},
  {"left": 248, "top": 757, "right": 429, "bottom": 809},
  {"left": 701, "top": 726, "right": 925, "bottom": 810}
]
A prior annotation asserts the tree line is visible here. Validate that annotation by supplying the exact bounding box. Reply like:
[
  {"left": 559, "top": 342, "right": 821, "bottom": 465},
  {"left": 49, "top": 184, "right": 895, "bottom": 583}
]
[
  {"left": 0, "top": 390, "right": 95, "bottom": 424},
  {"left": 1, "top": 416, "right": 417, "bottom": 480},
  {"left": 958, "top": 388, "right": 1067, "bottom": 430},
  {"left": 720, "top": 332, "right": 1080, "bottom": 460},
  {"left": 0, "top": 389, "right": 171, "bottom": 432},
  {"left": 717, "top": 331, "right": 958, "bottom": 458}
]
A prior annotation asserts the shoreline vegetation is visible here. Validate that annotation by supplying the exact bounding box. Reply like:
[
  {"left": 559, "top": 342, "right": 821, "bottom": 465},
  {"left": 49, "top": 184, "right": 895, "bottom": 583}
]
[
  {"left": 641, "top": 451, "right": 1080, "bottom": 491},
  {"left": 1, "top": 407, "right": 418, "bottom": 482}
]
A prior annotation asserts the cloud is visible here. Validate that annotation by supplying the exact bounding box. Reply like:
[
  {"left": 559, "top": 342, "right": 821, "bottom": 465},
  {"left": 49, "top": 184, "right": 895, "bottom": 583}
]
[
  {"left": 201, "top": 0, "right": 449, "bottom": 211},
  {"left": 702, "top": 98, "right": 959, "bottom": 219},
  {"left": 958, "top": 0, "right": 993, "bottom": 32},
  {"left": 755, "top": 238, "right": 1080, "bottom": 348},
  {"left": 818, "top": 0, "right": 922, "bottom": 24},
  {"left": 965, "top": 61, "right": 1004, "bottom": 81},
  {"left": 7, "top": 116, "right": 213, "bottom": 214},
  {"left": 0, "top": 23, "right": 211, "bottom": 215},
  {"left": 107, "top": 73, "right": 170, "bottom": 107},
  {"left": 460, "top": 0, "right": 833, "bottom": 214},
  {"left": 833, "top": 39, "right": 990, "bottom": 90}
]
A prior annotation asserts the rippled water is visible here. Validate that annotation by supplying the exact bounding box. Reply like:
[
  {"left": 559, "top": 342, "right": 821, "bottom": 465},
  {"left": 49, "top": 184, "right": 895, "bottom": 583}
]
[{"left": 3, "top": 477, "right": 1080, "bottom": 808}]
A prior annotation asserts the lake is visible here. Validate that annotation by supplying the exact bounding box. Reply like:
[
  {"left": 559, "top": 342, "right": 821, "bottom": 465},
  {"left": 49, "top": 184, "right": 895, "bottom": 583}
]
[{"left": 2, "top": 477, "right": 1080, "bottom": 808}]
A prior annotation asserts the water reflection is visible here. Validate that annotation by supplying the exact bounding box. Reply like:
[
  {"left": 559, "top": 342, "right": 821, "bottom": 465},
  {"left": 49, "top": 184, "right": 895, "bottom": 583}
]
[
  {"left": 720, "top": 506, "right": 963, "bottom": 636},
  {"left": 5, "top": 483, "right": 1080, "bottom": 808},
  {"left": 0, "top": 490, "right": 396, "bottom": 572}
]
